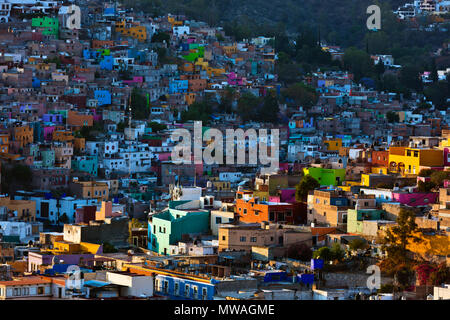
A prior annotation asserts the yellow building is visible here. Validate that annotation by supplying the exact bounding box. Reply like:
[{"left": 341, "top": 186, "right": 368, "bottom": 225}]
[
  {"left": 49, "top": 241, "right": 102, "bottom": 254},
  {"left": 323, "top": 138, "right": 342, "bottom": 151},
  {"left": 371, "top": 166, "right": 388, "bottom": 175},
  {"left": 388, "top": 147, "right": 443, "bottom": 176},
  {"left": 168, "top": 15, "right": 183, "bottom": 26},
  {"left": 222, "top": 43, "right": 237, "bottom": 56},
  {"left": 115, "top": 21, "right": 147, "bottom": 42}
]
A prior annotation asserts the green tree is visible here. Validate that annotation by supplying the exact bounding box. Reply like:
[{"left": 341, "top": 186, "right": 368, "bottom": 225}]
[
  {"left": 148, "top": 121, "right": 167, "bottom": 133},
  {"left": 348, "top": 238, "right": 367, "bottom": 252},
  {"left": 430, "top": 170, "right": 450, "bottom": 187},
  {"left": 312, "top": 246, "right": 332, "bottom": 261},
  {"left": 131, "top": 88, "right": 150, "bottom": 120},
  {"left": 417, "top": 180, "right": 436, "bottom": 192},
  {"left": 382, "top": 208, "right": 419, "bottom": 265},
  {"left": 287, "top": 243, "right": 313, "bottom": 261},
  {"left": 237, "top": 92, "right": 260, "bottom": 122},
  {"left": 399, "top": 65, "right": 423, "bottom": 93},
  {"left": 259, "top": 90, "right": 279, "bottom": 123},
  {"left": 1, "top": 164, "right": 33, "bottom": 193},
  {"left": 181, "top": 101, "right": 212, "bottom": 123},
  {"left": 343, "top": 47, "right": 374, "bottom": 82},
  {"left": 282, "top": 83, "right": 318, "bottom": 109},
  {"left": 151, "top": 31, "right": 170, "bottom": 43},
  {"left": 330, "top": 242, "right": 345, "bottom": 261},
  {"left": 102, "top": 242, "right": 118, "bottom": 253},
  {"left": 386, "top": 111, "right": 399, "bottom": 123},
  {"left": 295, "top": 175, "right": 319, "bottom": 201}
]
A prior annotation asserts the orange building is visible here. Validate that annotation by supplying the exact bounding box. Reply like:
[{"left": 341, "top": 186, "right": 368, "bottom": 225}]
[
  {"left": 52, "top": 129, "right": 74, "bottom": 143},
  {"left": 14, "top": 126, "right": 33, "bottom": 148},
  {"left": 180, "top": 74, "right": 207, "bottom": 92},
  {"left": 74, "top": 137, "right": 85, "bottom": 153},
  {"left": 371, "top": 150, "right": 389, "bottom": 167},
  {"left": 67, "top": 110, "right": 93, "bottom": 127},
  {"left": 235, "top": 191, "right": 305, "bottom": 224},
  {"left": 0, "top": 133, "right": 9, "bottom": 153}
]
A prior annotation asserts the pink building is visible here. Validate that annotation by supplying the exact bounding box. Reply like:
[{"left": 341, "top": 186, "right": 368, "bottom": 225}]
[
  {"left": 392, "top": 191, "right": 438, "bottom": 207},
  {"left": 444, "top": 147, "right": 450, "bottom": 166},
  {"left": 269, "top": 188, "right": 297, "bottom": 204}
]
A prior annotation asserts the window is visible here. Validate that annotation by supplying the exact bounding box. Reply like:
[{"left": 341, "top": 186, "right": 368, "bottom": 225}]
[
  {"left": 269, "top": 212, "right": 275, "bottom": 221},
  {"left": 202, "top": 288, "right": 207, "bottom": 300},
  {"left": 185, "top": 284, "right": 190, "bottom": 297},
  {"left": 174, "top": 282, "right": 179, "bottom": 296},
  {"left": 222, "top": 236, "right": 226, "bottom": 241},
  {"left": 193, "top": 286, "right": 198, "bottom": 299},
  {"left": 240, "top": 236, "right": 246, "bottom": 242},
  {"left": 250, "top": 237, "right": 257, "bottom": 242},
  {"left": 38, "top": 287, "right": 44, "bottom": 295},
  {"left": 216, "top": 217, "right": 222, "bottom": 224}
]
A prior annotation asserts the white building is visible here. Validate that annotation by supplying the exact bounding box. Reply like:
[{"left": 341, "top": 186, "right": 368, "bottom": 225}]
[
  {"left": 219, "top": 172, "right": 242, "bottom": 183},
  {"left": 105, "top": 272, "right": 154, "bottom": 298},
  {"left": 434, "top": 284, "right": 450, "bottom": 300},
  {"left": 0, "top": 221, "right": 32, "bottom": 243},
  {"left": 173, "top": 25, "right": 190, "bottom": 37}
]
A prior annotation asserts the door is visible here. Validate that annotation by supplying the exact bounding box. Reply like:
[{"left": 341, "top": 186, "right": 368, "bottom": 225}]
[{"left": 41, "top": 202, "right": 49, "bottom": 218}]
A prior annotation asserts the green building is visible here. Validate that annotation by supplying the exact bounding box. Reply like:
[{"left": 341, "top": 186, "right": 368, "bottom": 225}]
[
  {"left": 32, "top": 17, "right": 59, "bottom": 38},
  {"left": 40, "top": 150, "right": 55, "bottom": 168},
  {"left": 347, "top": 209, "right": 385, "bottom": 234},
  {"left": 303, "top": 167, "right": 346, "bottom": 186},
  {"left": 182, "top": 45, "right": 205, "bottom": 62},
  {"left": 72, "top": 156, "right": 98, "bottom": 176},
  {"left": 148, "top": 201, "right": 210, "bottom": 255}
]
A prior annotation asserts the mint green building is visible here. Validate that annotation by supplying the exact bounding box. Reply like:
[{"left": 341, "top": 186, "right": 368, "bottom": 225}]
[
  {"left": 72, "top": 156, "right": 98, "bottom": 176},
  {"left": 303, "top": 167, "right": 346, "bottom": 186},
  {"left": 41, "top": 150, "right": 55, "bottom": 167},
  {"left": 148, "top": 201, "right": 210, "bottom": 255},
  {"left": 32, "top": 17, "right": 59, "bottom": 38},
  {"left": 347, "top": 209, "right": 385, "bottom": 234}
]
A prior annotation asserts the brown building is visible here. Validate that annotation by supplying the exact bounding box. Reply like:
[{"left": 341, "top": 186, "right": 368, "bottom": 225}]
[
  {"left": 0, "top": 197, "right": 36, "bottom": 222},
  {"left": 69, "top": 181, "right": 109, "bottom": 201},
  {"left": 218, "top": 222, "right": 312, "bottom": 253},
  {"left": 307, "top": 189, "right": 350, "bottom": 228}
]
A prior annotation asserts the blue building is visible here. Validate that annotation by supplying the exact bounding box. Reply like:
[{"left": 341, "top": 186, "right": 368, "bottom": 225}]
[
  {"left": 154, "top": 274, "right": 215, "bottom": 300},
  {"left": 169, "top": 80, "right": 188, "bottom": 94},
  {"left": 94, "top": 90, "right": 112, "bottom": 106},
  {"left": 100, "top": 56, "right": 114, "bottom": 70},
  {"left": 14, "top": 194, "right": 99, "bottom": 224}
]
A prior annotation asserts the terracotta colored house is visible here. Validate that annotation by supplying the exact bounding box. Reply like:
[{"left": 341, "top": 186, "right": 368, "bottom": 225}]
[{"left": 235, "top": 191, "right": 305, "bottom": 224}]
